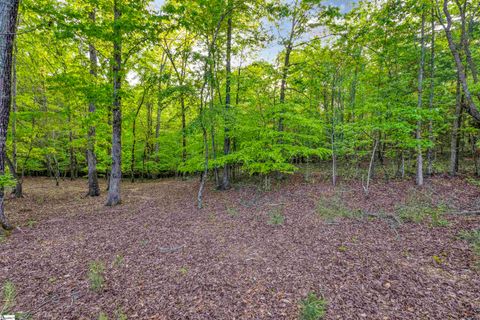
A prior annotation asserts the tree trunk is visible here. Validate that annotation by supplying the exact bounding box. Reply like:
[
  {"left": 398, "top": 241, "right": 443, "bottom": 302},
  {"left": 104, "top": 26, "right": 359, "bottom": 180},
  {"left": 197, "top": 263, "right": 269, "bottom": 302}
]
[
  {"left": 6, "top": 155, "right": 21, "bottom": 198},
  {"left": 450, "top": 77, "right": 462, "bottom": 176},
  {"left": 220, "top": 3, "right": 233, "bottom": 190},
  {"left": 0, "top": 0, "right": 19, "bottom": 230},
  {"left": 68, "top": 109, "right": 76, "bottom": 180},
  {"left": 154, "top": 54, "right": 167, "bottom": 170},
  {"left": 11, "top": 41, "right": 21, "bottom": 197},
  {"left": 427, "top": 7, "right": 435, "bottom": 176},
  {"left": 439, "top": 0, "right": 480, "bottom": 123},
  {"left": 130, "top": 88, "right": 147, "bottom": 183},
  {"left": 106, "top": 0, "right": 122, "bottom": 206},
  {"left": 86, "top": 8, "right": 100, "bottom": 196},
  {"left": 416, "top": 9, "right": 426, "bottom": 186}
]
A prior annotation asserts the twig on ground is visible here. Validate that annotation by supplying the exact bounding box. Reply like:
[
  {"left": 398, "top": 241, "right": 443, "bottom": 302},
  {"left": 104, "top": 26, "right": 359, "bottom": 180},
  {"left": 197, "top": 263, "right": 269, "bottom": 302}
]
[{"left": 159, "top": 244, "right": 186, "bottom": 253}]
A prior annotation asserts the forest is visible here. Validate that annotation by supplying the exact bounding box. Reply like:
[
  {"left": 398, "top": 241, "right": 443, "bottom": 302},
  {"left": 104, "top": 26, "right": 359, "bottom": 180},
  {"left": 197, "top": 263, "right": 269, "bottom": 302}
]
[{"left": 0, "top": 0, "right": 480, "bottom": 319}]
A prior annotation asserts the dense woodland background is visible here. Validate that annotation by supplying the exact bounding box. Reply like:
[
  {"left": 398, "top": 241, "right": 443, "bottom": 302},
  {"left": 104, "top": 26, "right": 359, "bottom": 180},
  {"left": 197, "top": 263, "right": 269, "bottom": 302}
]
[
  {"left": 3, "top": 0, "right": 480, "bottom": 212},
  {"left": 1, "top": 1, "right": 480, "bottom": 318}
]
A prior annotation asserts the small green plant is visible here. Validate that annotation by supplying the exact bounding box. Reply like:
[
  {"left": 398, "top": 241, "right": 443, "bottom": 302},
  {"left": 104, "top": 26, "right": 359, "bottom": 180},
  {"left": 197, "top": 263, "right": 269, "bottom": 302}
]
[
  {"left": 429, "top": 206, "right": 449, "bottom": 227},
  {"left": 267, "top": 207, "right": 285, "bottom": 225},
  {"left": 316, "top": 194, "right": 358, "bottom": 221},
  {"left": 337, "top": 245, "right": 347, "bottom": 252},
  {"left": 396, "top": 195, "right": 448, "bottom": 226},
  {"left": 1, "top": 280, "right": 16, "bottom": 314},
  {"left": 88, "top": 261, "right": 105, "bottom": 292},
  {"left": 458, "top": 229, "right": 480, "bottom": 267},
  {"left": 466, "top": 177, "right": 480, "bottom": 187},
  {"left": 207, "top": 211, "right": 216, "bottom": 222},
  {"left": 432, "top": 251, "right": 448, "bottom": 266},
  {"left": 98, "top": 312, "right": 108, "bottom": 320},
  {"left": 178, "top": 267, "right": 188, "bottom": 275},
  {"left": 116, "top": 309, "right": 128, "bottom": 320},
  {"left": 14, "top": 312, "right": 33, "bottom": 320},
  {"left": 112, "top": 254, "right": 124, "bottom": 268},
  {"left": 299, "top": 292, "right": 327, "bottom": 320},
  {"left": 226, "top": 207, "right": 238, "bottom": 217},
  {"left": 26, "top": 219, "right": 37, "bottom": 228},
  {"left": 0, "top": 229, "right": 12, "bottom": 243}
]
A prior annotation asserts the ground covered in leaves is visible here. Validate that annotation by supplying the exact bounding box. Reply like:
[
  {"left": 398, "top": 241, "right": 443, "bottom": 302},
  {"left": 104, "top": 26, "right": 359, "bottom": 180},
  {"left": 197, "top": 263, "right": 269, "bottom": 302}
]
[{"left": 1, "top": 174, "right": 479, "bottom": 319}]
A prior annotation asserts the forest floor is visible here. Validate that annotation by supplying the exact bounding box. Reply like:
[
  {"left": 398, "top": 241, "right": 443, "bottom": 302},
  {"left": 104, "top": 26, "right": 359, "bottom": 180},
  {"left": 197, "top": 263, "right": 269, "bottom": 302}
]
[{"left": 1, "top": 173, "right": 480, "bottom": 319}]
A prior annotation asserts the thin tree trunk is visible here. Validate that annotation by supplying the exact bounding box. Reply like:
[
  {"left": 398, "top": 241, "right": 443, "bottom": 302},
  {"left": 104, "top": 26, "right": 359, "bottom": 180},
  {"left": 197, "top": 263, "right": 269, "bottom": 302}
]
[
  {"left": 220, "top": 3, "right": 232, "bottom": 190},
  {"left": 180, "top": 93, "right": 186, "bottom": 167},
  {"left": 68, "top": 109, "right": 75, "bottom": 180},
  {"left": 438, "top": 0, "right": 480, "bottom": 123},
  {"left": 450, "top": 76, "right": 462, "bottom": 176},
  {"left": 130, "top": 88, "right": 147, "bottom": 183},
  {"left": 471, "top": 134, "right": 480, "bottom": 176},
  {"left": 198, "top": 126, "right": 209, "bottom": 209},
  {"left": 427, "top": 6, "right": 435, "bottom": 176},
  {"left": 416, "top": 9, "right": 426, "bottom": 186},
  {"left": 5, "top": 155, "right": 20, "bottom": 197},
  {"left": 363, "top": 139, "right": 378, "bottom": 197},
  {"left": 106, "top": 0, "right": 122, "bottom": 206},
  {"left": 153, "top": 55, "right": 167, "bottom": 177},
  {"left": 331, "top": 79, "right": 337, "bottom": 186},
  {"left": 86, "top": 9, "right": 100, "bottom": 196},
  {"left": 278, "top": 44, "right": 292, "bottom": 132},
  {"left": 11, "top": 41, "right": 20, "bottom": 197}
]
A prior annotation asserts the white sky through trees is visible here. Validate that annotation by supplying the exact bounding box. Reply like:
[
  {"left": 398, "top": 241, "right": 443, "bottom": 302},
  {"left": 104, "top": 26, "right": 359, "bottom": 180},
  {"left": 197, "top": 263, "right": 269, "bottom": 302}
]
[{"left": 152, "top": 0, "right": 356, "bottom": 61}]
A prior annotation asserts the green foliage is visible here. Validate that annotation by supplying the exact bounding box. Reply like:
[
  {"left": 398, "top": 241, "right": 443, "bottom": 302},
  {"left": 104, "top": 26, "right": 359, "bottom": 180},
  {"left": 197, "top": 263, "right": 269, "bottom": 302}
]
[
  {"left": 116, "top": 310, "right": 128, "bottom": 320},
  {"left": 316, "top": 194, "right": 359, "bottom": 221},
  {"left": 226, "top": 207, "right": 238, "bottom": 217},
  {"left": 0, "top": 174, "right": 16, "bottom": 188},
  {"left": 10, "top": 0, "right": 480, "bottom": 199},
  {"left": 1, "top": 280, "right": 16, "bottom": 314},
  {"left": 458, "top": 229, "right": 480, "bottom": 266},
  {"left": 178, "top": 267, "right": 188, "bottom": 275},
  {"left": 88, "top": 261, "right": 105, "bottom": 292},
  {"left": 396, "top": 196, "right": 448, "bottom": 227},
  {"left": 112, "top": 254, "right": 124, "bottom": 268},
  {"left": 299, "top": 292, "right": 327, "bottom": 320},
  {"left": 98, "top": 312, "right": 108, "bottom": 320},
  {"left": 267, "top": 206, "right": 285, "bottom": 225}
]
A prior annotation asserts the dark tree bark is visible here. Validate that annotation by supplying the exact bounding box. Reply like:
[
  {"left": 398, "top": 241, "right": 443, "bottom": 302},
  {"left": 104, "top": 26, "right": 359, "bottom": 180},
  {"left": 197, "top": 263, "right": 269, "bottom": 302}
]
[
  {"left": 278, "top": 37, "right": 293, "bottom": 132},
  {"left": 0, "top": 0, "right": 20, "bottom": 230},
  {"left": 106, "top": 0, "right": 122, "bottom": 206},
  {"left": 130, "top": 87, "right": 147, "bottom": 183},
  {"left": 220, "top": 3, "right": 233, "bottom": 190},
  {"left": 450, "top": 77, "right": 463, "bottom": 176},
  {"left": 86, "top": 9, "right": 100, "bottom": 197}
]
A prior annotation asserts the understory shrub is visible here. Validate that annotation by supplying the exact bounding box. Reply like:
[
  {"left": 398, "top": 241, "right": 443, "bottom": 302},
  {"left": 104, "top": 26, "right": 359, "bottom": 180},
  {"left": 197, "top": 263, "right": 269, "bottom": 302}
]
[
  {"left": 1, "top": 280, "right": 16, "bottom": 314},
  {"left": 88, "top": 261, "right": 105, "bottom": 292},
  {"left": 396, "top": 195, "right": 448, "bottom": 226},
  {"left": 458, "top": 229, "right": 480, "bottom": 267},
  {"left": 316, "top": 194, "right": 359, "bottom": 221},
  {"left": 299, "top": 292, "right": 327, "bottom": 320}
]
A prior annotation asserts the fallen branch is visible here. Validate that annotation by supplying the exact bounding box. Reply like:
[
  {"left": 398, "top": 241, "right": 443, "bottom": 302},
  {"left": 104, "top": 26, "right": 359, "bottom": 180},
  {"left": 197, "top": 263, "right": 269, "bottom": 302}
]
[
  {"left": 159, "top": 244, "right": 186, "bottom": 253},
  {"left": 448, "top": 210, "right": 480, "bottom": 216}
]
